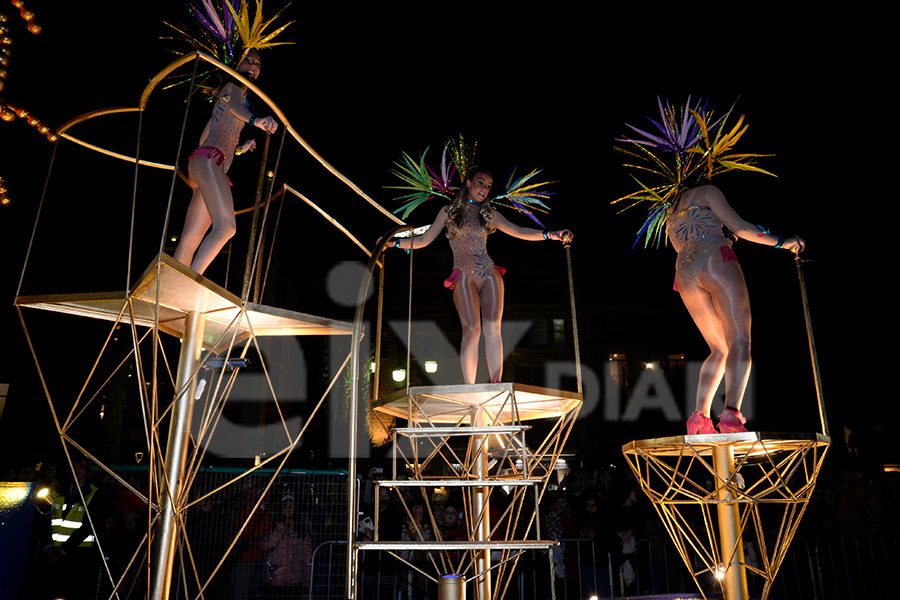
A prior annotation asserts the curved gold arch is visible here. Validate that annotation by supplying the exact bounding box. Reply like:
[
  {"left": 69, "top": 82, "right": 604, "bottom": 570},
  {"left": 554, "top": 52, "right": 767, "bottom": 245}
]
[
  {"left": 57, "top": 107, "right": 176, "bottom": 171},
  {"left": 54, "top": 51, "right": 403, "bottom": 224}
]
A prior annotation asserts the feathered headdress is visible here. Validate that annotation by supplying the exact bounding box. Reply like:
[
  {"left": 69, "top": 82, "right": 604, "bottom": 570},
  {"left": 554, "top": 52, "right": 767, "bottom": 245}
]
[
  {"left": 387, "top": 135, "right": 555, "bottom": 226},
  {"left": 225, "top": 0, "right": 295, "bottom": 62},
  {"left": 612, "top": 97, "right": 775, "bottom": 248},
  {"left": 163, "top": 1, "right": 294, "bottom": 90},
  {"left": 447, "top": 134, "right": 477, "bottom": 183},
  {"left": 491, "top": 167, "right": 554, "bottom": 228},
  {"left": 385, "top": 145, "right": 458, "bottom": 220}
]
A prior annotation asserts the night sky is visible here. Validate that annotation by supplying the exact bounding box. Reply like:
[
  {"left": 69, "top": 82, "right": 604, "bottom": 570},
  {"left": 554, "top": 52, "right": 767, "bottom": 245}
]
[{"left": 0, "top": 4, "right": 891, "bottom": 467}]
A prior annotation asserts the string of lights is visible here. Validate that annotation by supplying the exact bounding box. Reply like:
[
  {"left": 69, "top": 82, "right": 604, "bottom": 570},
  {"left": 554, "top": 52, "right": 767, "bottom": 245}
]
[{"left": 1, "top": 0, "right": 47, "bottom": 206}]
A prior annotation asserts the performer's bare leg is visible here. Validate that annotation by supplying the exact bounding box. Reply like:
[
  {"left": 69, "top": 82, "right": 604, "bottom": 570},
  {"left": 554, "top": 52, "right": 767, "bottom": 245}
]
[
  {"left": 480, "top": 270, "right": 505, "bottom": 382},
  {"left": 173, "top": 182, "right": 210, "bottom": 266},
  {"left": 174, "top": 156, "right": 237, "bottom": 275},
  {"left": 679, "top": 258, "right": 752, "bottom": 414},
  {"left": 453, "top": 274, "right": 483, "bottom": 384},
  {"left": 678, "top": 280, "right": 727, "bottom": 416},
  {"left": 704, "top": 260, "right": 752, "bottom": 411}
]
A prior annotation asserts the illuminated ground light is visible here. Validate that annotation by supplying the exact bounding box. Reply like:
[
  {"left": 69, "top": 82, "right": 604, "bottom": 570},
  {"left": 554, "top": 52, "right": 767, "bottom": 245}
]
[{"left": 0, "top": 482, "right": 30, "bottom": 504}]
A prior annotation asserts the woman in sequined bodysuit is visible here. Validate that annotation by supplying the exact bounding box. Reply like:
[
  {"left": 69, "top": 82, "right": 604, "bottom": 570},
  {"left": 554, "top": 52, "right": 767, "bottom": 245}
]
[
  {"left": 173, "top": 51, "right": 279, "bottom": 275},
  {"left": 392, "top": 168, "right": 573, "bottom": 384},
  {"left": 670, "top": 184, "right": 805, "bottom": 434}
]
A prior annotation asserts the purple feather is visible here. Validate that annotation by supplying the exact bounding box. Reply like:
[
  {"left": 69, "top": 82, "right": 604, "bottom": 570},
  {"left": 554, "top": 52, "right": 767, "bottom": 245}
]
[
  {"left": 189, "top": 0, "right": 227, "bottom": 40},
  {"left": 619, "top": 96, "right": 720, "bottom": 154},
  {"left": 221, "top": 0, "right": 236, "bottom": 33},
  {"left": 510, "top": 199, "right": 546, "bottom": 228}
]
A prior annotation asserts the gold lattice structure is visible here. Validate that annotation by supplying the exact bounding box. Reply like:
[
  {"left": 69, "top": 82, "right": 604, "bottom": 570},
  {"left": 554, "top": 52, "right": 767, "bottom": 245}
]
[
  {"left": 16, "top": 254, "right": 355, "bottom": 600},
  {"left": 355, "top": 383, "right": 581, "bottom": 600},
  {"left": 13, "top": 49, "right": 404, "bottom": 600},
  {"left": 623, "top": 432, "right": 830, "bottom": 600}
]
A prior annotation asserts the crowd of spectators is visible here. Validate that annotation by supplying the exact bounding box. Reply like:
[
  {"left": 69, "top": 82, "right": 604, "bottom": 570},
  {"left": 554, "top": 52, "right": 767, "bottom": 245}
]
[
  {"left": 7, "top": 461, "right": 345, "bottom": 600},
  {"left": 4, "top": 447, "right": 898, "bottom": 600}
]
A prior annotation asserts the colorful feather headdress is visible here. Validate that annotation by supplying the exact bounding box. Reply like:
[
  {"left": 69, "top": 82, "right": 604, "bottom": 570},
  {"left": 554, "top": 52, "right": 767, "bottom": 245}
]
[
  {"left": 491, "top": 167, "right": 554, "bottom": 228},
  {"left": 164, "top": 0, "right": 294, "bottom": 90},
  {"left": 612, "top": 97, "right": 775, "bottom": 248},
  {"left": 387, "top": 134, "right": 554, "bottom": 227},
  {"left": 385, "top": 144, "right": 459, "bottom": 220}
]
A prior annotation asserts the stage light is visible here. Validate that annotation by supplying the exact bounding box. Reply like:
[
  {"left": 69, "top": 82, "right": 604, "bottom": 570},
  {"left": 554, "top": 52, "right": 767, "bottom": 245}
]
[
  {"left": 424, "top": 360, "right": 438, "bottom": 374},
  {"left": 392, "top": 368, "right": 406, "bottom": 383},
  {"left": 714, "top": 564, "right": 726, "bottom": 580},
  {"left": 34, "top": 486, "right": 53, "bottom": 513}
]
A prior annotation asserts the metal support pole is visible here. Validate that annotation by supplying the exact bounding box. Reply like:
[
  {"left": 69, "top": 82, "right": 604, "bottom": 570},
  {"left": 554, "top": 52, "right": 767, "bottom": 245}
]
[
  {"left": 149, "top": 311, "right": 206, "bottom": 600},
  {"left": 472, "top": 407, "right": 491, "bottom": 600},
  {"left": 346, "top": 228, "right": 411, "bottom": 599},
  {"left": 242, "top": 134, "right": 271, "bottom": 302},
  {"left": 794, "top": 256, "right": 829, "bottom": 437},
  {"left": 563, "top": 241, "right": 582, "bottom": 395},
  {"left": 712, "top": 444, "right": 748, "bottom": 600}
]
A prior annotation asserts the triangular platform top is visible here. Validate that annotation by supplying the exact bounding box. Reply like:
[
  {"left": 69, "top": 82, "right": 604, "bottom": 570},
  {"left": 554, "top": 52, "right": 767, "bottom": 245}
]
[
  {"left": 15, "top": 253, "right": 353, "bottom": 353},
  {"left": 373, "top": 382, "right": 582, "bottom": 423}
]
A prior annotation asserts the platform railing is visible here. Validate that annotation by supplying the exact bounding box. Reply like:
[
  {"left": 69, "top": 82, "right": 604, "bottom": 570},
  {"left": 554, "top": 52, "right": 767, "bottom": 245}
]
[{"left": 307, "top": 535, "right": 900, "bottom": 600}]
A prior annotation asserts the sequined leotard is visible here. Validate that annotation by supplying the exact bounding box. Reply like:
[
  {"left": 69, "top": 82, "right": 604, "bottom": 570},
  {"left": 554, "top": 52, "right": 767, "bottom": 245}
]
[
  {"left": 667, "top": 204, "right": 739, "bottom": 288},
  {"left": 444, "top": 204, "right": 505, "bottom": 289},
  {"left": 188, "top": 83, "right": 250, "bottom": 173}
]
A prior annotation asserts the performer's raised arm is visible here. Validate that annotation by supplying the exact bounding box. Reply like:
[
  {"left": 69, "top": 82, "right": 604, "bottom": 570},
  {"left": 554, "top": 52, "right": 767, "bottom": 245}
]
[
  {"left": 491, "top": 210, "right": 573, "bottom": 243},
  {"left": 701, "top": 185, "right": 805, "bottom": 252}
]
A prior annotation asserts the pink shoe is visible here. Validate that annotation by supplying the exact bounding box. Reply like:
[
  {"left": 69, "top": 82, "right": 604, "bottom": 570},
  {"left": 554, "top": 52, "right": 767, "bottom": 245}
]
[
  {"left": 491, "top": 378, "right": 500, "bottom": 383},
  {"left": 717, "top": 407, "right": 748, "bottom": 433},
  {"left": 686, "top": 411, "right": 717, "bottom": 435}
]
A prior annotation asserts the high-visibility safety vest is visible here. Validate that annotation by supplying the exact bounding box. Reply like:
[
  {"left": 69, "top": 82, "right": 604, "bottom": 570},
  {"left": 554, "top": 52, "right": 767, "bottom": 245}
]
[{"left": 50, "top": 484, "right": 98, "bottom": 547}]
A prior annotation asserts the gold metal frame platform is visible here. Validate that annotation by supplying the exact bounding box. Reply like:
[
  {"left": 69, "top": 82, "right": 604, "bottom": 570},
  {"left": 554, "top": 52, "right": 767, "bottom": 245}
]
[
  {"left": 17, "top": 48, "right": 404, "bottom": 600},
  {"left": 16, "top": 253, "right": 355, "bottom": 600},
  {"left": 373, "top": 382, "right": 582, "bottom": 424},
  {"left": 15, "top": 253, "right": 352, "bottom": 352},
  {"left": 358, "top": 384, "right": 582, "bottom": 600},
  {"left": 623, "top": 432, "right": 830, "bottom": 600}
]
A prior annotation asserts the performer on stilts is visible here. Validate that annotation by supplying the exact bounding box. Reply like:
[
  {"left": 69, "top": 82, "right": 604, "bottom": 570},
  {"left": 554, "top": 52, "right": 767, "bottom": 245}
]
[
  {"left": 614, "top": 98, "right": 804, "bottom": 434},
  {"left": 385, "top": 141, "right": 572, "bottom": 384},
  {"left": 167, "top": 1, "right": 293, "bottom": 275}
]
